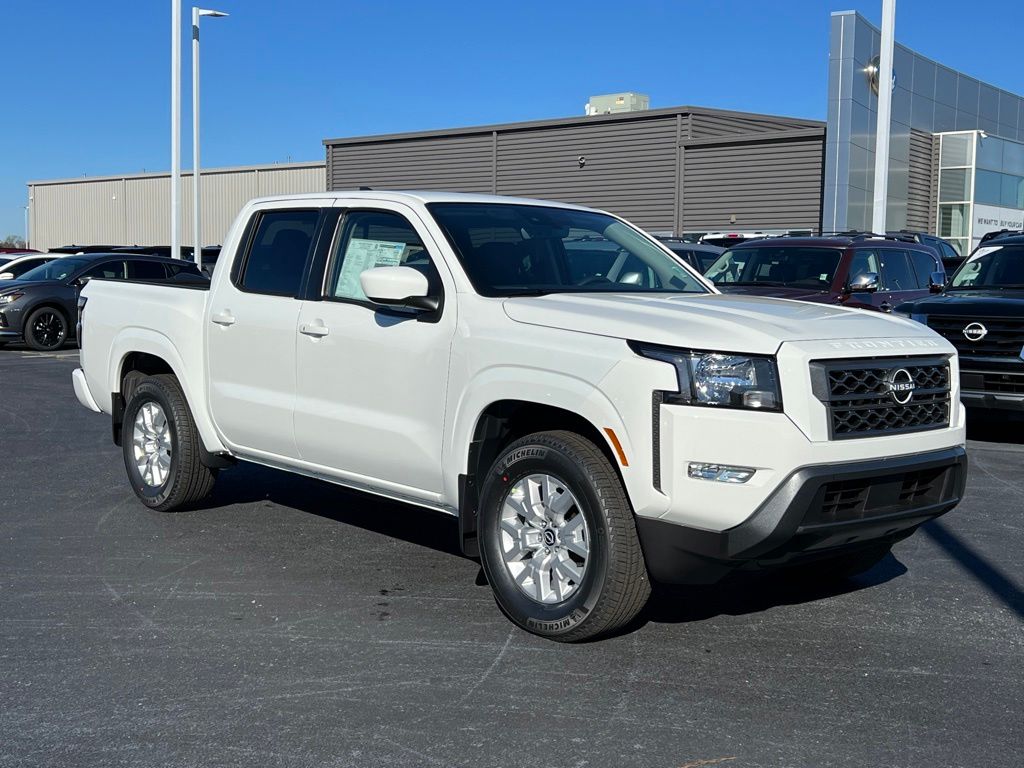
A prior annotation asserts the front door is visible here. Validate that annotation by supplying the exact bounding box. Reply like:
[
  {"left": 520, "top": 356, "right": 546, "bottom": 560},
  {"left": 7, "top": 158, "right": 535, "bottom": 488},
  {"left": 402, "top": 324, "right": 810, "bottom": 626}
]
[
  {"left": 206, "top": 206, "right": 321, "bottom": 458},
  {"left": 293, "top": 204, "right": 456, "bottom": 502}
]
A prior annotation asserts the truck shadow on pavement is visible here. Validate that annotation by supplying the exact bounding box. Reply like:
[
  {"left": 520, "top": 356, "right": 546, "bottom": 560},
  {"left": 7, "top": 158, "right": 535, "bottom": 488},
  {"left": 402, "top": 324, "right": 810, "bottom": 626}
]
[
  {"left": 636, "top": 556, "right": 908, "bottom": 629},
  {"left": 198, "top": 461, "right": 464, "bottom": 557},
  {"left": 198, "top": 460, "right": 913, "bottom": 632}
]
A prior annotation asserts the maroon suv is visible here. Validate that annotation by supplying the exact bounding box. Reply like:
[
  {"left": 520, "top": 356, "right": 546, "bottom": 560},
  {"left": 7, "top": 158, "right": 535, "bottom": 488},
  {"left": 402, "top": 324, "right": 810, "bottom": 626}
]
[{"left": 704, "top": 234, "right": 946, "bottom": 312}]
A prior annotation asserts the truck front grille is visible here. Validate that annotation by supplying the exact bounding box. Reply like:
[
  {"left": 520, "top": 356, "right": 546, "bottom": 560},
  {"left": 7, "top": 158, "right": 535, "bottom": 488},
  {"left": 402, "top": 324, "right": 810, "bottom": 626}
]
[
  {"left": 810, "top": 356, "right": 951, "bottom": 439},
  {"left": 926, "top": 315, "right": 1024, "bottom": 358}
]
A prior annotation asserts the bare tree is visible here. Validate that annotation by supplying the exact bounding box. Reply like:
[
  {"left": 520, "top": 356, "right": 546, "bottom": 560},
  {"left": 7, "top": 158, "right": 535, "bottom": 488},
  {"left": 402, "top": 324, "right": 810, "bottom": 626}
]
[{"left": 0, "top": 235, "right": 27, "bottom": 249}]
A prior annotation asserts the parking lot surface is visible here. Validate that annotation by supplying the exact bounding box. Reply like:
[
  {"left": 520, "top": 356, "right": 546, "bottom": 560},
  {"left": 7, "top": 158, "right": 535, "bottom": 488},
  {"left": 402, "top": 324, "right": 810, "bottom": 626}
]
[{"left": 1, "top": 348, "right": 1021, "bottom": 768}]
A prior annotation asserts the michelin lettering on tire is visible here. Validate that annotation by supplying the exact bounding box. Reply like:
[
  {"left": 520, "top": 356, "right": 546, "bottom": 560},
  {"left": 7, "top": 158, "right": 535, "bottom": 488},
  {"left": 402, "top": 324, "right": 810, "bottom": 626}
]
[{"left": 499, "top": 446, "right": 548, "bottom": 473}]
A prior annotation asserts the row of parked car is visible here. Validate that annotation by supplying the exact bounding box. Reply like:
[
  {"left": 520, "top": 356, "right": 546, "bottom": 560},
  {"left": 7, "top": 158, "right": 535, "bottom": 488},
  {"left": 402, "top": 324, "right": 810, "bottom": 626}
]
[{"left": 3, "top": 228, "right": 1020, "bottom": 421}]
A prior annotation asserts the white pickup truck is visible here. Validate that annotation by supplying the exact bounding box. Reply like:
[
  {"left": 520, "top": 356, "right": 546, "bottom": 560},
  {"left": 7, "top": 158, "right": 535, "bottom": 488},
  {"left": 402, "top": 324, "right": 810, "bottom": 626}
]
[{"left": 73, "top": 191, "right": 967, "bottom": 641}]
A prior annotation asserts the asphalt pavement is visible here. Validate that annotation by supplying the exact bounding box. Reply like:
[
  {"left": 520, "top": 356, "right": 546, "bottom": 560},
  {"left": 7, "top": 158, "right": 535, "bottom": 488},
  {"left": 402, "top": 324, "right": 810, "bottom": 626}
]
[{"left": 1, "top": 348, "right": 1021, "bottom": 768}]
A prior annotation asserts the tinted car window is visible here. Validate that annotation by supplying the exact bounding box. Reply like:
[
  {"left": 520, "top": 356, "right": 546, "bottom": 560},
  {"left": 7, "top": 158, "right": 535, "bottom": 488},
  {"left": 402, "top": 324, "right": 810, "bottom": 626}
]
[
  {"left": 848, "top": 250, "right": 881, "bottom": 284},
  {"left": 7, "top": 258, "right": 49, "bottom": 277},
  {"left": 239, "top": 210, "right": 319, "bottom": 296},
  {"left": 908, "top": 250, "right": 939, "bottom": 288},
  {"left": 429, "top": 203, "right": 705, "bottom": 297},
  {"left": 950, "top": 244, "right": 1024, "bottom": 288},
  {"left": 878, "top": 250, "right": 915, "bottom": 291},
  {"left": 17, "top": 258, "right": 89, "bottom": 282},
  {"left": 82, "top": 260, "right": 126, "bottom": 280},
  {"left": 705, "top": 247, "right": 842, "bottom": 288},
  {"left": 128, "top": 260, "right": 170, "bottom": 280},
  {"left": 326, "top": 210, "right": 440, "bottom": 302}
]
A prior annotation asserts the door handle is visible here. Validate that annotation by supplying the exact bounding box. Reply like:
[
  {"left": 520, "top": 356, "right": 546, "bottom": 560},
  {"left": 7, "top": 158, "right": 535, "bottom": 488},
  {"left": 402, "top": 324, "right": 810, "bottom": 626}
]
[
  {"left": 299, "top": 321, "right": 329, "bottom": 338},
  {"left": 211, "top": 310, "right": 236, "bottom": 326}
]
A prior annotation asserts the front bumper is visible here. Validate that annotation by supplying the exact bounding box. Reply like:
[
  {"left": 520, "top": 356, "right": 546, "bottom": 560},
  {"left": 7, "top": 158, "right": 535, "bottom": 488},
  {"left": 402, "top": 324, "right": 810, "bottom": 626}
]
[{"left": 637, "top": 446, "right": 967, "bottom": 584}]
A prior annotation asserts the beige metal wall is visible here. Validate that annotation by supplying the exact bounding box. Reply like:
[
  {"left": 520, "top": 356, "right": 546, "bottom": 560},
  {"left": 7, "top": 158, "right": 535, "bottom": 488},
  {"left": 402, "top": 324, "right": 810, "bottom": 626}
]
[{"left": 28, "top": 162, "right": 325, "bottom": 251}]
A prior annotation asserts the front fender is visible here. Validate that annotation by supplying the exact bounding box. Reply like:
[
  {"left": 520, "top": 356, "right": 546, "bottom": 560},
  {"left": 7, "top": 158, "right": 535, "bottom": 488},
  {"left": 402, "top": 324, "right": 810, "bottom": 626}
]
[{"left": 445, "top": 364, "right": 670, "bottom": 520}]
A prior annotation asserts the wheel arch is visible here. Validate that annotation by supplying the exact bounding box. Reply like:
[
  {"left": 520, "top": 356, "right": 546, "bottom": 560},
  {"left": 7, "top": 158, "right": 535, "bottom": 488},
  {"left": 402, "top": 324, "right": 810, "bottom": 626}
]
[
  {"left": 108, "top": 329, "right": 225, "bottom": 457},
  {"left": 455, "top": 392, "right": 634, "bottom": 558}
]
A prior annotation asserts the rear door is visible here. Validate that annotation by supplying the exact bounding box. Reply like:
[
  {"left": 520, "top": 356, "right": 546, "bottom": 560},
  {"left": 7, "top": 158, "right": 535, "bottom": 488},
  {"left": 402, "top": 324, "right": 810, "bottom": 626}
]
[{"left": 206, "top": 206, "right": 322, "bottom": 459}]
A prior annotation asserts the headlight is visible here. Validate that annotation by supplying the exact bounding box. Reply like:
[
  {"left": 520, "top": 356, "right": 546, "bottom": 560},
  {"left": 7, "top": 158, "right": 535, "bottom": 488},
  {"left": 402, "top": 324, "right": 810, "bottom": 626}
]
[
  {"left": 631, "top": 342, "right": 782, "bottom": 411},
  {"left": 0, "top": 292, "right": 23, "bottom": 305}
]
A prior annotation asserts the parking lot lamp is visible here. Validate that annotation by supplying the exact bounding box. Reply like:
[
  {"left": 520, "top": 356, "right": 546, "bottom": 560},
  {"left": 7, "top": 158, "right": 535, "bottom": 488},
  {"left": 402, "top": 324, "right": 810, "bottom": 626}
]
[{"left": 192, "top": 7, "right": 229, "bottom": 273}]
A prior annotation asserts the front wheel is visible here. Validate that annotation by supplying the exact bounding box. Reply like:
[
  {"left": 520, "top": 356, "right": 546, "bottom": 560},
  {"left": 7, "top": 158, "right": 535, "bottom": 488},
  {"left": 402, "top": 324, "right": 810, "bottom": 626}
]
[
  {"left": 122, "top": 374, "right": 217, "bottom": 512},
  {"left": 477, "top": 430, "right": 650, "bottom": 642},
  {"left": 24, "top": 307, "right": 68, "bottom": 351}
]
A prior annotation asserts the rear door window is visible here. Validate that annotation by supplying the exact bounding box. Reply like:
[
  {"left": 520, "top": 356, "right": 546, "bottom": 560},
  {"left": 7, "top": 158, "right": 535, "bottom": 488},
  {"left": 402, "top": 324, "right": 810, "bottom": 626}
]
[
  {"left": 239, "top": 210, "right": 319, "bottom": 296},
  {"left": 128, "top": 260, "right": 170, "bottom": 280}
]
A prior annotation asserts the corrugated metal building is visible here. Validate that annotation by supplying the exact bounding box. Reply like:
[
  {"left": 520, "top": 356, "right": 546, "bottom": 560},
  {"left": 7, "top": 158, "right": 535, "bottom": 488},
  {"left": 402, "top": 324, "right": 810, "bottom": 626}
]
[
  {"left": 324, "top": 106, "right": 827, "bottom": 236},
  {"left": 27, "top": 161, "right": 324, "bottom": 251}
]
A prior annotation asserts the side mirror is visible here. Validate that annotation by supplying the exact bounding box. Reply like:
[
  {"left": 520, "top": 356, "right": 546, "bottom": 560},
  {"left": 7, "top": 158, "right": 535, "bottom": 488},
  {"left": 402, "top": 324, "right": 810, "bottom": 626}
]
[
  {"left": 929, "top": 271, "right": 946, "bottom": 293},
  {"left": 846, "top": 271, "right": 880, "bottom": 294},
  {"left": 360, "top": 266, "right": 439, "bottom": 313}
]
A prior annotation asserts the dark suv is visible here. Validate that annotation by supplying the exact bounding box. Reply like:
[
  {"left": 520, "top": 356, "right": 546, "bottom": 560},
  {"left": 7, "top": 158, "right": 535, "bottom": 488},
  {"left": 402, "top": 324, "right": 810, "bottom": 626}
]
[
  {"left": 655, "top": 237, "right": 725, "bottom": 272},
  {"left": 895, "top": 232, "right": 1024, "bottom": 414},
  {"left": 705, "top": 233, "right": 946, "bottom": 312},
  {"left": 886, "top": 230, "right": 964, "bottom": 272},
  {"left": 0, "top": 253, "right": 204, "bottom": 351}
]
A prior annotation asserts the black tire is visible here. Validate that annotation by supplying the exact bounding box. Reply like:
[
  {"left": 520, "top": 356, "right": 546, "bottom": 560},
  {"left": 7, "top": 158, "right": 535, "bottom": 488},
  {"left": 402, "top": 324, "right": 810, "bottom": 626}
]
[
  {"left": 23, "top": 306, "right": 68, "bottom": 351},
  {"left": 121, "top": 374, "right": 217, "bottom": 512},
  {"left": 788, "top": 542, "right": 893, "bottom": 581},
  {"left": 477, "top": 430, "right": 650, "bottom": 642}
]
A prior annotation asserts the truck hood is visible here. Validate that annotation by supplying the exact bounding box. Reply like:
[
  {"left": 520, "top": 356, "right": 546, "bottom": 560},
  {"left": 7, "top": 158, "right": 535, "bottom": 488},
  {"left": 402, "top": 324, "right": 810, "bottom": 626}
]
[{"left": 503, "top": 292, "right": 937, "bottom": 353}]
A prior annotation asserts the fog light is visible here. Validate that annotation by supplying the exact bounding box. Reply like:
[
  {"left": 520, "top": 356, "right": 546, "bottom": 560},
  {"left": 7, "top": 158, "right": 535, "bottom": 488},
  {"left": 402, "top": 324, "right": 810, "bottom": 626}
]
[{"left": 687, "top": 462, "right": 756, "bottom": 484}]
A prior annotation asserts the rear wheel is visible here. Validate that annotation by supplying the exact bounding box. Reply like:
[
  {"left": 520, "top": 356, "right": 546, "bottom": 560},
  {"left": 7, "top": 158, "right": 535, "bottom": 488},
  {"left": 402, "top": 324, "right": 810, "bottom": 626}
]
[
  {"left": 478, "top": 430, "right": 650, "bottom": 642},
  {"left": 122, "top": 374, "right": 217, "bottom": 511},
  {"left": 24, "top": 307, "right": 68, "bottom": 351}
]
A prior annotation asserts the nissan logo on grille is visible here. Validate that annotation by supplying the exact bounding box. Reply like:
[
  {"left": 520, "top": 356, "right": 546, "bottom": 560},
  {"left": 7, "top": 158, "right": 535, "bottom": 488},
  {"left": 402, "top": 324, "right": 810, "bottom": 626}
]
[
  {"left": 963, "top": 322, "right": 988, "bottom": 341},
  {"left": 885, "top": 368, "right": 916, "bottom": 404}
]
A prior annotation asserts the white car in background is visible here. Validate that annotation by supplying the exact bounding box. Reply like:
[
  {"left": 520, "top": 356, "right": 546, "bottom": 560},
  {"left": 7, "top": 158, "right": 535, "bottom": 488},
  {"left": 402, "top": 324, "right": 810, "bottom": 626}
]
[{"left": 0, "top": 252, "right": 61, "bottom": 280}]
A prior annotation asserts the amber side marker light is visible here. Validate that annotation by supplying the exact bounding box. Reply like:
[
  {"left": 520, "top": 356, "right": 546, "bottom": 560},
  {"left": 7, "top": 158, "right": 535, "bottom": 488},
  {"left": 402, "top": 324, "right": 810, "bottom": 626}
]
[{"left": 603, "top": 428, "right": 629, "bottom": 467}]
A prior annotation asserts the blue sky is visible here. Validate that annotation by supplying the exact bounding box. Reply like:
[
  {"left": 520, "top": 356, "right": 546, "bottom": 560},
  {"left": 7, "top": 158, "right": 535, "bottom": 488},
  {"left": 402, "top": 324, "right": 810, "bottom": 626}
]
[{"left": 2, "top": 0, "right": 1023, "bottom": 239}]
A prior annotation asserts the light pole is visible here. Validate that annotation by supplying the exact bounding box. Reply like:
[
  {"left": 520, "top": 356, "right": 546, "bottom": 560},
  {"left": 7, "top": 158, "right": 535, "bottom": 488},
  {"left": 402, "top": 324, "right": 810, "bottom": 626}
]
[
  {"left": 870, "top": 0, "right": 896, "bottom": 234},
  {"left": 192, "top": 7, "right": 229, "bottom": 273},
  {"left": 23, "top": 205, "right": 30, "bottom": 250},
  {"left": 171, "top": 0, "right": 182, "bottom": 259}
]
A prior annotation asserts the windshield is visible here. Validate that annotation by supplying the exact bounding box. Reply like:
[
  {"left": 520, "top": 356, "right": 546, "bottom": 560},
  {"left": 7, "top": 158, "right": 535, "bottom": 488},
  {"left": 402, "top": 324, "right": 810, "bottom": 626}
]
[
  {"left": 705, "top": 246, "right": 843, "bottom": 289},
  {"left": 426, "top": 203, "right": 707, "bottom": 297},
  {"left": 950, "top": 245, "right": 1024, "bottom": 289},
  {"left": 16, "top": 258, "right": 88, "bottom": 282}
]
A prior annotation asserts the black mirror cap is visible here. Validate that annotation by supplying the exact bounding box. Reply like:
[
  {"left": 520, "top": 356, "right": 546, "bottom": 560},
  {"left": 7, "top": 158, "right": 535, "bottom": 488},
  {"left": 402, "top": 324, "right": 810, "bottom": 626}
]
[{"left": 929, "top": 271, "right": 946, "bottom": 293}]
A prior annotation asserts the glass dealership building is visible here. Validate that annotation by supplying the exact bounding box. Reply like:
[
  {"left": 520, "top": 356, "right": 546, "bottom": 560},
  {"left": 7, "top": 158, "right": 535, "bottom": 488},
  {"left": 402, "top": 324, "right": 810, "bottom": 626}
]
[{"left": 826, "top": 10, "right": 1024, "bottom": 253}]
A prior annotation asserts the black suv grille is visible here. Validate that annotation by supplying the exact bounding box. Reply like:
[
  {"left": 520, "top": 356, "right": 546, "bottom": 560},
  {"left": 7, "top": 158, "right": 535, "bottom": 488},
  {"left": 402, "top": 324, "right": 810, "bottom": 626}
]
[
  {"left": 810, "top": 357, "right": 951, "bottom": 439},
  {"left": 926, "top": 315, "right": 1024, "bottom": 358}
]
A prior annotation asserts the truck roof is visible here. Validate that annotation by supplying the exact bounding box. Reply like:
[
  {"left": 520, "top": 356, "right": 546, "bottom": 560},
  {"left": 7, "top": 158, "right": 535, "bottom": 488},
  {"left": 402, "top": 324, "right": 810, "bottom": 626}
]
[{"left": 246, "top": 189, "right": 596, "bottom": 211}]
